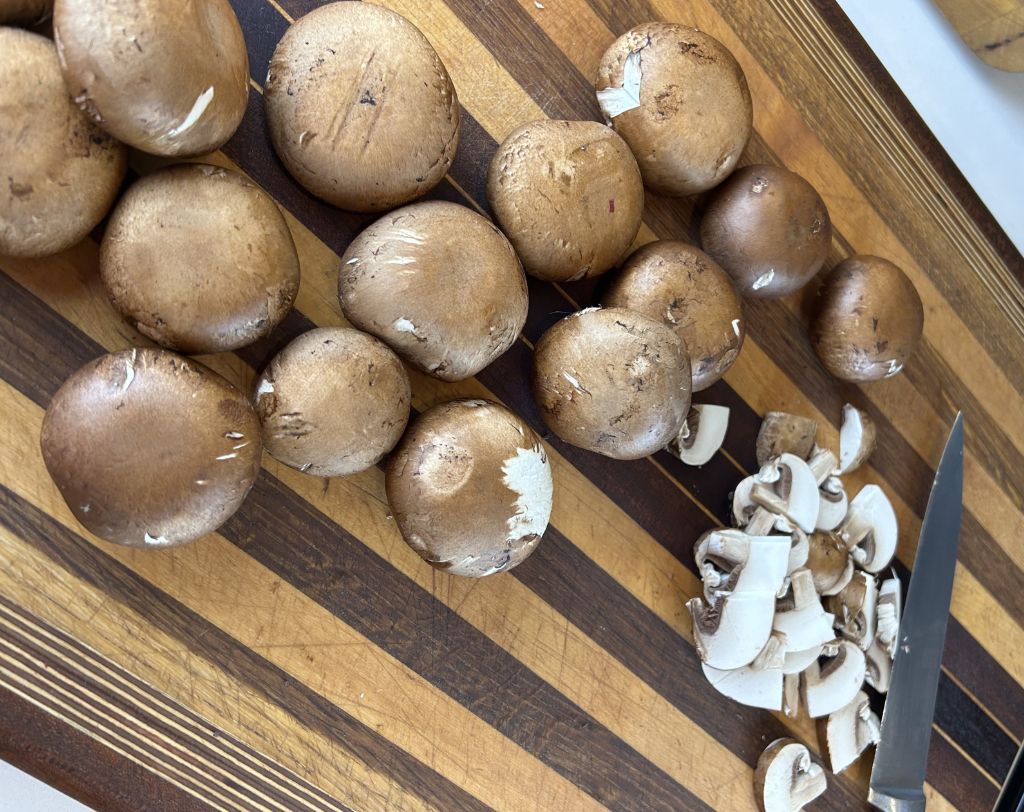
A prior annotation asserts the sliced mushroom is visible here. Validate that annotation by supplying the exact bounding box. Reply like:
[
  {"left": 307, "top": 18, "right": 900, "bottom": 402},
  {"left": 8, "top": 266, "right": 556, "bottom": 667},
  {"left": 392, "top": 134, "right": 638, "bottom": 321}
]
[
  {"left": 838, "top": 403, "right": 877, "bottom": 475},
  {"left": 805, "top": 446, "right": 837, "bottom": 484},
  {"left": 826, "top": 571, "right": 878, "bottom": 650},
  {"left": 773, "top": 569, "right": 836, "bottom": 653},
  {"left": 751, "top": 453, "right": 820, "bottom": 533},
  {"left": 816, "top": 476, "right": 849, "bottom": 532},
  {"left": 782, "top": 673, "right": 801, "bottom": 718},
  {"left": 688, "top": 590, "right": 778, "bottom": 670},
  {"left": 802, "top": 640, "right": 867, "bottom": 718},
  {"left": 818, "top": 690, "right": 881, "bottom": 773},
  {"left": 806, "top": 531, "right": 855, "bottom": 596},
  {"left": 669, "top": 404, "right": 730, "bottom": 466},
  {"left": 875, "top": 576, "right": 902, "bottom": 658},
  {"left": 694, "top": 528, "right": 790, "bottom": 601},
  {"left": 865, "top": 638, "right": 892, "bottom": 693},
  {"left": 840, "top": 485, "right": 898, "bottom": 573},
  {"left": 782, "top": 642, "right": 832, "bottom": 675},
  {"left": 754, "top": 738, "right": 827, "bottom": 812},
  {"left": 756, "top": 412, "right": 817, "bottom": 466},
  {"left": 753, "top": 631, "right": 788, "bottom": 671},
  {"left": 702, "top": 661, "right": 783, "bottom": 711}
]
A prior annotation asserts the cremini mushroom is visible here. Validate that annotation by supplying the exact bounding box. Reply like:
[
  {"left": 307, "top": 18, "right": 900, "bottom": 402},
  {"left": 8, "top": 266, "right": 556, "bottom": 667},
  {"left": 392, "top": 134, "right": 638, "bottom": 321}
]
[
  {"left": 385, "top": 399, "right": 552, "bottom": 578},
  {"left": 754, "top": 739, "right": 827, "bottom": 812},
  {"left": 802, "top": 639, "right": 867, "bottom": 718},
  {"left": 487, "top": 119, "right": 643, "bottom": 282},
  {"left": 601, "top": 241, "right": 745, "bottom": 390},
  {"left": 702, "top": 661, "right": 783, "bottom": 712},
  {"left": 265, "top": 2, "right": 459, "bottom": 212},
  {"left": 818, "top": 690, "right": 881, "bottom": 774},
  {"left": 54, "top": 0, "right": 249, "bottom": 155},
  {"left": 0, "top": 0, "right": 51, "bottom": 25},
  {"left": 810, "top": 255, "right": 924, "bottom": 382},
  {"left": 750, "top": 453, "right": 820, "bottom": 533},
  {"left": 700, "top": 165, "right": 832, "bottom": 298},
  {"left": 805, "top": 531, "right": 855, "bottom": 596},
  {"left": 595, "top": 23, "right": 751, "bottom": 196},
  {"left": 532, "top": 307, "right": 691, "bottom": 460},
  {"left": 669, "top": 404, "right": 730, "bottom": 466},
  {"left": 40, "top": 348, "right": 262, "bottom": 548},
  {"left": 253, "top": 328, "right": 411, "bottom": 477},
  {"left": 756, "top": 412, "right": 818, "bottom": 467},
  {"left": 840, "top": 484, "right": 898, "bottom": 573},
  {"left": 0, "top": 28, "right": 126, "bottom": 258},
  {"left": 693, "top": 527, "right": 791, "bottom": 602},
  {"left": 773, "top": 569, "right": 835, "bottom": 654},
  {"left": 826, "top": 571, "right": 878, "bottom": 650},
  {"left": 339, "top": 201, "right": 528, "bottom": 381},
  {"left": 838, "top": 403, "right": 877, "bottom": 475},
  {"left": 688, "top": 590, "right": 780, "bottom": 671},
  {"left": 101, "top": 164, "right": 300, "bottom": 354}
]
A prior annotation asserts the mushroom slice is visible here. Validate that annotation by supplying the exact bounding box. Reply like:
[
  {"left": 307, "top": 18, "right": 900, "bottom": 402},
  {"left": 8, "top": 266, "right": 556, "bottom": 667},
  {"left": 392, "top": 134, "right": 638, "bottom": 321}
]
[
  {"left": 756, "top": 412, "right": 818, "bottom": 466},
  {"left": 782, "top": 643, "right": 829, "bottom": 675},
  {"left": 865, "top": 638, "right": 892, "bottom": 693},
  {"left": 773, "top": 569, "right": 835, "bottom": 653},
  {"left": 732, "top": 475, "right": 759, "bottom": 528},
  {"left": 782, "top": 673, "right": 801, "bottom": 718},
  {"left": 670, "top": 404, "right": 730, "bottom": 466},
  {"left": 816, "top": 476, "right": 848, "bottom": 532},
  {"left": 875, "top": 576, "right": 902, "bottom": 658},
  {"left": 826, "top": 571, "right": 878, "bottom": 650},
  {"left": 751, "top": 453, "right": 820, "bottom": 533},
  {"left": 838, "top": 403, "right": 877, "bottom": 475},
  {"left": 805, "top": 446, "right": 838, "bottom": 485},
  {"left": 840, "top": 485, "right": 898, "bottom": 573},
  {"left": 753, "top": 631, "right": 788, "bottom": 671},
  {"left": 818, "top": 690, "right": 881, "bottom": 773},
  {"left": 802, "top": 640, "right": 867, "bottom": 718},
  {"left": 702, "top": 662, "right": 783, "bottom": 711},
  {"left": 687, "top": 590, "right": 778, "bottom": 670},
  {"left": 694, "top": 528, "right": 790, "bottom": 600},
  {"left": 806, "top": 531, "right": 855, "bottom": 596},
  {"left": 754, "top": 738, "right": 827, "bottom": 812}
]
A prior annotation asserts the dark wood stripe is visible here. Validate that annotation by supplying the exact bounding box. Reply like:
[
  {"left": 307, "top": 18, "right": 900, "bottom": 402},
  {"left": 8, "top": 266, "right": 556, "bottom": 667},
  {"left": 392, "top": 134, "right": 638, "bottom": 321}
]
[
  {"left": 935, "top": 668, "right": 1018, "bottom": 784},
  {"left": 0, "top": 682, "right": 211, "bottom": 812},
  {"left": 930, "top": 733, "right": 1000, "bottom": 810}
]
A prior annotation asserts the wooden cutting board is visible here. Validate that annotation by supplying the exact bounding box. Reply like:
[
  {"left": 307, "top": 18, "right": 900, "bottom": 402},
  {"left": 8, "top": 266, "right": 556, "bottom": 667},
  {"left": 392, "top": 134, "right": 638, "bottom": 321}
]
[
  {"left": 1, "top": 1, "right": 1022, "bottom": 810},
  {"left": 932, "top": 0, "right": 1024, "bottom": 71}
]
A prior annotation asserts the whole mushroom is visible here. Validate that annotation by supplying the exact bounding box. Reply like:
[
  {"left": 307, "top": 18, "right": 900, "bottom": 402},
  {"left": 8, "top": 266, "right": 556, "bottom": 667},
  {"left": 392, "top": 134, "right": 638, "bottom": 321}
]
[
  {"left": 487, "top": 119, "right": 644, "bottom": 282},
  {"left": 601, "top": 240, "right": 745, "bottom": 391},
  {"left": 595, "top": 22, "right": 752, "bottom": 196},
  {"left": 386, "top": 399, "right": 553, "bottom": 578},
  {"left": 810, "top": 255, "right": 924, "bottom": 382},
  {"left": 0, "top": 28, "right": 126, "bottom": 258}
]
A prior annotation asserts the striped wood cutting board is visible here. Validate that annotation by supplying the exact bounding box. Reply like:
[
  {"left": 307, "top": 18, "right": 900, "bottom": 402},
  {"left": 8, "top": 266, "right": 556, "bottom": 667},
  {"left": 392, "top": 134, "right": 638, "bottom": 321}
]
[{"left": 1, "top": 0, "right": 1023, "bottom": 809}]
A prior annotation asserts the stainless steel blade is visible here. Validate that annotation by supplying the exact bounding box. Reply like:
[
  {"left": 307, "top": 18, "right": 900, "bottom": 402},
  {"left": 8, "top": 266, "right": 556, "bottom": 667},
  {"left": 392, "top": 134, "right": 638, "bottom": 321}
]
[{"left": 869, "top": 412, "right": 964, "bottom": 812}]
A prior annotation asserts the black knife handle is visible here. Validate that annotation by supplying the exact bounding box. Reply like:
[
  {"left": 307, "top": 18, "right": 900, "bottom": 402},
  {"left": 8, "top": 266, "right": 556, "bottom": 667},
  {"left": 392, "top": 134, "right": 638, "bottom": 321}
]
[{"left": 994, "top": 739, "right": 1024, "bottom": 812}]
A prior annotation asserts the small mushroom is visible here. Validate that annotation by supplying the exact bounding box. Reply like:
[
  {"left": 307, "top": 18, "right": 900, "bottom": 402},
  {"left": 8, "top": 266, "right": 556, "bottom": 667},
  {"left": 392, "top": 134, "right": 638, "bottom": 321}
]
[
  {"left": 838, "top": 403, "right": 877, "bottom": 474},
  {"left": 0, "top": 0, "right": 52, "bottom": 24},
  {"left": 826, "top": 571, "right": 878, "bottom": 650},
  {"left": 754, "top": 739, "right": 827, "bottom": 812},
  {"left": 700, "top": 165, "right": 832, "bottom": 298},
  {"left": 773, "top": 569, "right": 835, "bottom": 654},
  {"left": 669, "top": 404, "right": 730, "bottom": 466},
  {"left": 865, "top": 639, "right": 892, "bottom": 693},
  {"left": 818, "top": 690, "right": 881, "bottom": 773},
  {"left": 385, "top": 399, "right": 552, "bottom": 578},
  {"left": 875, "top": 576, "right": 902, "bottom": 658},
  {"left": 751, "top": 453, "right": 820, "bottom": 533},
  {"left": 805, "top": 531, "right": 855, "bottom": 596},
  {"left": 809, "top": 255, "right": 924, "bottom": 382},
  {"left": 532, "top": 307, "right": 691, "bottom": 460},
  {"left": 487, "top": 119, "right": 644, "bottom": 282},
  {"left": 702, "top": 661, "right": 783, "bottom": 711},
  {"left": 802, "top": 640, "right": 867, "bottom": 718},
  {"left": 840, "top": 485, "right": 898, "bottom": 573},
  {"left": 694, "top": 528, "right": 790, "bottom": 602},
  {"left": 756, "top": 412, "right": 818, "bottom": 467},
  {"left": 687, "top": 590, "right": 779, "bottom": 671}
]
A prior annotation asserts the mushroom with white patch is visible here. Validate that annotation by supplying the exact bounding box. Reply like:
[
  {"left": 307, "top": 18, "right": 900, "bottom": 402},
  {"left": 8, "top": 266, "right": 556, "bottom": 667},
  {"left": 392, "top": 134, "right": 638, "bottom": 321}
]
[
  {"left": 756, "top": 412, "right": 818, "bottom": 466},
  {"left": 753, "top": 739, "right": 827, "bottom": 812},
  {"left": 826, "top": 571, "right": 877, "bottom": 650},
  {"left": 818, "top": 690, "right": 881, "bottom": 773},
  {"left": 751, "top": 453, "right": 820, "bottom": 533},
  {"left": 669, "top": 405, "right": 730, "bottom": 466},
  {"left": 840, "top": 485, "right": 898, "bottom": 573},
  {"left": 801, "top": 640, "right": 867, "bottom": 718},
  {"left": 838, "top": 403, "right": 877, "bottom": 474}
]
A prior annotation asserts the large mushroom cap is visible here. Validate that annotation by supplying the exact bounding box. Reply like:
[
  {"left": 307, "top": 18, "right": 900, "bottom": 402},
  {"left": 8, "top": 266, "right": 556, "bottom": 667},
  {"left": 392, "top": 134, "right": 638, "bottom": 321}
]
[
  {"left": 100, "top": 164, "right": 300, "bottom": 355},
  {"left": 0, "top": 28, "right": 126, "bottom": 258},
  {"left": 700, "top": 164, "right": 832, "bottom": 298},
  {"left": 486, "top": 119, "right": 644, "bottom": 282},
  {"left": 532, "top": 307, "right": 691, "bottom": 460},
  {"left": 810, "top": 255, "right": 924, "bottom": 382},
  {"left": 40, "top": 348, "right": 262, "bottom": 548},
  {"left": 339, "top": 200, "right": 528, "bottom": 382},
  {"left": 265, "top": 1, "right": 460, "bottom": 212},
  {"left": 385, "top": 399, "right": 553, "bottom": 578},
  {"left": 601, "top": 240, "right": 745, "bottom": 391},
  {"left": 0, "top": 0, "right": 52, "bottom": 24},
  {"left": 254, "top": 327, "right": 411, "bottom": 477},
  {"left": 595, "top": 23, "right": 751, "bottom": 196},
  {"left": 53, "top": 0, "right": 249, "bottom": 156}
]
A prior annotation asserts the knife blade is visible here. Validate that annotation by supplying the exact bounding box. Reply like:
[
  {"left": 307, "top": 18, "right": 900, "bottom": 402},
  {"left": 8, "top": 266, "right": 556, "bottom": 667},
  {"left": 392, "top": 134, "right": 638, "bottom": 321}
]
[{"left": 869, "top": 412, "right": 964, "bottom": 812}]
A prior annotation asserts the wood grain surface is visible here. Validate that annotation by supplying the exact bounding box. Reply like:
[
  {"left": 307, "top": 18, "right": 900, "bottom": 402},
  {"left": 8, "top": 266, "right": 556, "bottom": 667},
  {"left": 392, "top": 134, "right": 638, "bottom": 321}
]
[
  {"left": 1, "top": 0, "right": 1022, "bottom": 810},
  {"left": 932, "top": 0, "right": 1024, "bottom": 71}
]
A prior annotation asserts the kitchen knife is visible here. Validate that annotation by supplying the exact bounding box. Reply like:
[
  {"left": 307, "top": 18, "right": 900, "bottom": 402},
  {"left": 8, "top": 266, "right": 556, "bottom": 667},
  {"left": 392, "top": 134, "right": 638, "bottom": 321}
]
[{"left": 868, "top": 412, "right": 964, "bottom": 812}]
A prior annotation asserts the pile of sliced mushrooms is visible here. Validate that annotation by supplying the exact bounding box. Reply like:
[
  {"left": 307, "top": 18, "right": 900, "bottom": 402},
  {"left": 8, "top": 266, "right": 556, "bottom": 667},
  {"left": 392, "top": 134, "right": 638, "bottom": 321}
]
[{"left": 679, "top": 403, "right": 901, "bottom": 810}]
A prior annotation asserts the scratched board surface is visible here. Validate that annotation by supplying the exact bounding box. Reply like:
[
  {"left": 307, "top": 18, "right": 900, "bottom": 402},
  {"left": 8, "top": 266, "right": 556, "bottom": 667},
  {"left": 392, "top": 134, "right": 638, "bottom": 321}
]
[{"left": 1, "top": 1, "right": 1023, "bottom": 810}]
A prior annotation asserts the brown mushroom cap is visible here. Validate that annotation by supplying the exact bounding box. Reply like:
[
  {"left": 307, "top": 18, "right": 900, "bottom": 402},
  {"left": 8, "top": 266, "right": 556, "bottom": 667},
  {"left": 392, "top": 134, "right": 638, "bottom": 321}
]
[
  {"left": 0, "top": 0, "right": 51, "bottom": 24},
  {"left": 601, "top": 240, "right": 744, "bottom": 391},
  {"left": 532, "top": 307, "right": 691, "bottom": 460},
  {"left": 339, "top": 200, "right": 528, "bottom": 382},
  {"left": 486, "top": 119, "right": 644, "bottom": 282},
  {"left": 385, "top": 399, "right": 552, "bottom": 578},
  {"left": 40, "top": 348, "right": 262, "bottom": 548},
  {"left": 809, "top": 255, "right": 924, "bottom": 382},
  {"left": 265, "top": 2, "right": 460, "bottom": 212},
  {"left": 700, "top": 164, "right": 832, "bottom": 298},
  {"left": 595, "top": 23, "right": 752, "bottom": 197},
  {"left": 100, "top": 163, "right": 300, "bottom": 355},
  {"left": 53, "top": 0, "right": 248, "bottom": 156},
  {"left": 0, "top": 29, "right": 126, "bottom": 258},
  {"left": 254, "top": 327, "right": 411, "bottom": 477}
]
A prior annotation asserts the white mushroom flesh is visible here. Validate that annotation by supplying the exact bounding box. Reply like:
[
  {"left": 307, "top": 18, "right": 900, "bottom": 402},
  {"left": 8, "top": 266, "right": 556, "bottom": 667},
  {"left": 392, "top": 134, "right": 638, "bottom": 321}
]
[
  {"left": 755, "top": 739, "right": 828, "bottom": 812},
  {"left": 702, "top": 662, "right": 783, "bottom": 711},
  {"left": 821, "top": 690, "right": 881, "bottom": 773},
  {"left": 838, "top": 403, "right": 877, "bottom": 475},
  {"left": 773, "top": 569, "right": 836, "bottom": 652},
  {"left": 840, "top": 485, "right": 898, "bottom": 573},
  {"left": 802, "top": 640, "right": 867, "bottom": 718},
  {"left": 751, "top": 453, "right": 820, "bottom": 533},
  {"left": 671, "top": 404, "right": 730, "bottom": 466}
]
